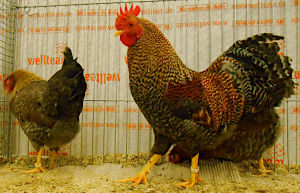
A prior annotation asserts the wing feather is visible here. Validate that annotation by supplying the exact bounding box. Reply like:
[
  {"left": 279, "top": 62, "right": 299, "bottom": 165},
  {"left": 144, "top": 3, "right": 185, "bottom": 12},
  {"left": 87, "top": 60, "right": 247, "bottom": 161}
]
[{"left": 163, "top": 58, "right": 244, "bottom": 131}]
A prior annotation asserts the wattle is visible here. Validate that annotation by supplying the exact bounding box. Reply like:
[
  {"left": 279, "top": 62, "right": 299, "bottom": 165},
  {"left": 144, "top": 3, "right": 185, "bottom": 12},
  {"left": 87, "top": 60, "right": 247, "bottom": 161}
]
[{"left": 120, "top": 33, "right": 137, "bottom": 47}]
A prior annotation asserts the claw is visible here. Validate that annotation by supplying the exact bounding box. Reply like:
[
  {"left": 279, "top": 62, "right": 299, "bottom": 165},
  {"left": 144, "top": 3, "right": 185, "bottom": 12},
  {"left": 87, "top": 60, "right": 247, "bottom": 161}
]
[
  {"left": 181, "top": 178, "right": 193, "bottom": 182},
  {"left": 21, "top": 146, "right": 46, "bottom": 174},
  {"left": 118, "top": 172, "right": 148, "bottom": 186},
  {"left": 118, "top": 173, "right": 149, "bottom": 186},
  {"left": 118, "top": 154, "right": 161, "bottom": 186},
  {"left": 21, "top": 167, "right": 46, "bottom": 174},
  {"left": 177, "top": 173, "right": 203, "bottom": 188},
  {"left": 253, "top": 169, "right": 273, "bottom": 177},
  {"left": 260, "top": 169, "right": 273, "bottom": 176},
  {"left": 177, "top": 153, "right": 202, "bottom": 188},
  {"left": 253, "top": 158, "right": 272, "bottom": 177}
]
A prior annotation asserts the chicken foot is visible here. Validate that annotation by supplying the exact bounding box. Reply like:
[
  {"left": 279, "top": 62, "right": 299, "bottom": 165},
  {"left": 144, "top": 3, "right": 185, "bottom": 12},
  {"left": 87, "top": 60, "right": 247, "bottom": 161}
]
[
  {"left": 256, "top": 158, "right": 272, "bottom": 177},
  {"left": 177, "top": 153, "right": 203, "bottom": 188},
  {"left": 118, "top": 154, "right": 162, "bottom": 185},
  {"left": 21, "top": 146, "right": 46, "bottom": 173}
]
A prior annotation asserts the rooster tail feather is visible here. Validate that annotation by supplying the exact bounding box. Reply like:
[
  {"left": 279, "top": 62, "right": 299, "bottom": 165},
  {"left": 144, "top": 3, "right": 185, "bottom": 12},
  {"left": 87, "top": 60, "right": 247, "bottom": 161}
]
[{"left": 223, "top": 33, "right": 295, "bottom": 111}]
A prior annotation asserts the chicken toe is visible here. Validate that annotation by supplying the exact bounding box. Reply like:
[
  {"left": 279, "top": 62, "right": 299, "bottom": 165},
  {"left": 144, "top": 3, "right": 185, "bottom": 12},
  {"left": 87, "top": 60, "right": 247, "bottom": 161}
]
[
  {"left": 254, "top": 158, "right": 272, "bottom": 177},
  {"left": 177, "top": 173, "right": 203, "bottom": 188},
  {"left": 118, "top": 173, "right": 149, "bottom": 186},
  {"left": 118, "top": 154, "right": 162, "bottom": 185},
  {"left": 21, "top": 146, "right": 46, "bottom": 174},
  {"left": 177, "top": 153, "right": 202, "bottom": 188},
  {"left": 21, "top": 166, "right": 46, "bottom": 174}
]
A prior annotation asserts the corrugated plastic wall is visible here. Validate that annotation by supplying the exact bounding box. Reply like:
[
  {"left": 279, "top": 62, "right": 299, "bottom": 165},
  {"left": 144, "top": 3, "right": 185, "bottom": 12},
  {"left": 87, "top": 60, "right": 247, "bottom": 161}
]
[{"left": 0, "top": 0, "right": 299, "bottom": 166}]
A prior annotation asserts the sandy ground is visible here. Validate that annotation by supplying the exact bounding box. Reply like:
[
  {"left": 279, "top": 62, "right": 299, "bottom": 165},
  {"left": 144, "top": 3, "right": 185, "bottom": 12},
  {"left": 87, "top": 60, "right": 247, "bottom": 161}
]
[{"left": 1, "top": 155, "right": 300, "bottom": 193}]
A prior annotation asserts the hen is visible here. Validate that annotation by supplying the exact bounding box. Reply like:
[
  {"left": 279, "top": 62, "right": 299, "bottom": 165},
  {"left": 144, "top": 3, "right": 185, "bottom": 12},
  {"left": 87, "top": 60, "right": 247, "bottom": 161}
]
[
  {"left": 3, "top": 47, "right": 87, "bottom": 173},
  {"left": 115, "top": 4, "right": 295, "bottom": 188}
]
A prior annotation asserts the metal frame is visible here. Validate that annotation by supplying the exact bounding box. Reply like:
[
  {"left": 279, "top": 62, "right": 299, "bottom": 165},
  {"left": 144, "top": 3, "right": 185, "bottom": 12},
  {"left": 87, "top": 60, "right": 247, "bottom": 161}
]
[
  {"left": 0, "top": 1, "right": 299, "bottom": 173},
  {"left": 0, "top": 0, "right": 15, "bottom": 162}
]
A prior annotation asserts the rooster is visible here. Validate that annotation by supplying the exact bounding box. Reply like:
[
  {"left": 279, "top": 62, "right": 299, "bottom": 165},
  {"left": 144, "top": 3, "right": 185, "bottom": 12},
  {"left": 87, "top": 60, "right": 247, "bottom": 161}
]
[
  {"left": 3, "top": 47, "right": 87, "bottom": 173},
  {"left": 115, "top": 4, "right": 295, "bottom": 188}
]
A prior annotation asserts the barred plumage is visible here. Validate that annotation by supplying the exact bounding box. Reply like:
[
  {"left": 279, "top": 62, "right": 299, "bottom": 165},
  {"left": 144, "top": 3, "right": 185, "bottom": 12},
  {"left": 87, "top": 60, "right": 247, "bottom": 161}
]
[
  {"left": 115, "top": 4, "right": 295, "bottom": 186},
  {"left": 129, "top": 21, "right": 295, "bottom": 161},
  {"left": 220, "top": 33, "right": 294, "bottom": 113},
  {"left": 169, "top": 33, "right": 295, "bottom": 164}
]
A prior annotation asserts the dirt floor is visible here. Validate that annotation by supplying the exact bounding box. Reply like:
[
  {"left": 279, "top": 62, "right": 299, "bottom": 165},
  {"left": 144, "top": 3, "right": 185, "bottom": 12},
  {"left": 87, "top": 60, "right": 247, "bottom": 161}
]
[{"left": 1, "top": 155, "right": 300, "bottom": 193}]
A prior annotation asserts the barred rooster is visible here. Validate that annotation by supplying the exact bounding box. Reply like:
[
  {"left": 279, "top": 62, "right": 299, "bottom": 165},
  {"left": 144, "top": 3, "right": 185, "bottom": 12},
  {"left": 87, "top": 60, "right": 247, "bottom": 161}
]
[
  {"left": 115, "top": 4, "right": 295, "bottom": 188},
  {"left": 3, "top": 47, "right": 87, "bottom": 173}
]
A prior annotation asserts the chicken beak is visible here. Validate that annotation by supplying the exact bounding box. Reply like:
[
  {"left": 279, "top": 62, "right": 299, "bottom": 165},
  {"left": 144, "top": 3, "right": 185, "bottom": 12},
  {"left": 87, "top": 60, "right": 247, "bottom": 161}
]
[{"left": 115, "top": 30, "right": 124, "bottom": 37}]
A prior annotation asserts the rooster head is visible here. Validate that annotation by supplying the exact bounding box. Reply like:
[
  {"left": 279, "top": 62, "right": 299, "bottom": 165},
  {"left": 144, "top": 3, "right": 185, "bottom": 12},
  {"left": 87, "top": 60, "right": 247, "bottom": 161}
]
[{"left": 115, "top": 3, "right": 143, "bottom": 47}]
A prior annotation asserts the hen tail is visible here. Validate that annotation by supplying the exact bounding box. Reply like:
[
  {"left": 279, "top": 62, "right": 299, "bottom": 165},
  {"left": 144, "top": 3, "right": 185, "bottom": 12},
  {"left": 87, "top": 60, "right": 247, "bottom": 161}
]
[
  {"left": 46, "top": 47, "right": 87, "bottom": 117},
  {"left": 222, "top": 33, "right": 295, "bottom": 112},
  {"left": 62, "top": 47, "right": 79, "bottom": 68}
]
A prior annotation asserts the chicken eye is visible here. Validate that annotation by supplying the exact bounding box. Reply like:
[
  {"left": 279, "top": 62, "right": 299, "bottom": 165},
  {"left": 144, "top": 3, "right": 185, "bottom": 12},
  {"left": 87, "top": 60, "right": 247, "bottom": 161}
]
[{"left": 129, "top": 23, "right": 133, "bottom": 27}]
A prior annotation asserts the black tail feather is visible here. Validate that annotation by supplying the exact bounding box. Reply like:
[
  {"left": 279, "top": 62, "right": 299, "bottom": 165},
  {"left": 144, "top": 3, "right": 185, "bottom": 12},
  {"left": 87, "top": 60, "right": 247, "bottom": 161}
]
[
  {"left": 222, "top": 33, "right": 295, "bottom": 112},
  {"left": 62, "top": 47, "right": 74, "bottom": 66},
  {"left": 46, "top": 47, "right": 87, "bottom": 117}
]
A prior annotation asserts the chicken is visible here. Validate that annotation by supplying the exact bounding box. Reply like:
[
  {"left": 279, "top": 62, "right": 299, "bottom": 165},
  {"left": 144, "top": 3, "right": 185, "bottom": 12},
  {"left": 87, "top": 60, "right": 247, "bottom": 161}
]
[
  {"left": 114, "top": 4, "right": 295, "bottom": 188},
  {"left": 3, "top": 47, "right": 87, "bottom": 173}
]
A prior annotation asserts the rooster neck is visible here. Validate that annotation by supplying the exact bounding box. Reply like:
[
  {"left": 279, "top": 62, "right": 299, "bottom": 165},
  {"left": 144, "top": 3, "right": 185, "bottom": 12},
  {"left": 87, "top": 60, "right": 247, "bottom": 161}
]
[{"left": 126, "top": 18, "right": 194, "bottom": 96}]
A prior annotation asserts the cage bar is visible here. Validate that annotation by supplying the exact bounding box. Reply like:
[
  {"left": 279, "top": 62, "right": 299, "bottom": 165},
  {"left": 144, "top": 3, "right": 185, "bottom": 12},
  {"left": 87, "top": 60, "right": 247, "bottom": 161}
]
[{"left": 0, "top": 0, "right": 298, "bottom": 170}]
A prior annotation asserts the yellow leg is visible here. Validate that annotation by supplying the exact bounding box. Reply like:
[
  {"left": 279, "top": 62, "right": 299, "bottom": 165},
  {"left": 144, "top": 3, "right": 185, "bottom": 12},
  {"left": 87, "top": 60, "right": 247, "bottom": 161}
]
[
  {"left": 21, "top": 146, "right": 46, "bottom": 173},
  {"left": 118, "top": 154, "right": 162, "bottom": 186},
  {"left": 257, "top": 158, "right": 272, "bottom": 177},
  {"left": 49, "top": 149, "right": 56, "bottom": 169},
  {"left": 177, "top": 153, "right": 203, "bottom": 188}
]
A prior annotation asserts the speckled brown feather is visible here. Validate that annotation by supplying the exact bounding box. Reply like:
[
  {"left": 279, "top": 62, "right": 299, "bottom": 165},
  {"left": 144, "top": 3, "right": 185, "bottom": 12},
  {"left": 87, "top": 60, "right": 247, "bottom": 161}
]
[
  {"left": 5, "top": 48, "right": 86, "bottom": 152},
  {"left": 5, "top": 70, "right": 43, "bottom": 104}
]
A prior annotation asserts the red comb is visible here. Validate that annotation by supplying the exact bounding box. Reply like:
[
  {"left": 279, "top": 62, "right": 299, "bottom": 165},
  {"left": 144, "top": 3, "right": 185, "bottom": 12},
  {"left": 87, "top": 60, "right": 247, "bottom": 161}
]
[{"left": 117, "top": 3, "right": 140, "bottom": 17}]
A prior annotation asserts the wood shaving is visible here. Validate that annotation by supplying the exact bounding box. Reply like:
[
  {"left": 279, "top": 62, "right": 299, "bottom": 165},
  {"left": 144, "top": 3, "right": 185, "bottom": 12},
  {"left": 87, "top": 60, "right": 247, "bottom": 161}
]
[{"left": 0, "top": 155, "right": 299, "bottom": 192}]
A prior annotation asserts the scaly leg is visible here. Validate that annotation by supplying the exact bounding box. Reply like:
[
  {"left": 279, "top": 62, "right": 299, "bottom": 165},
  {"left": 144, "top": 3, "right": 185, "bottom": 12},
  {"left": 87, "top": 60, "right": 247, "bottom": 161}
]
[
  {"left": 21, "top": 146, "right": 46, "bottom": 173},
  {"left": 257, "top": 158, "right": 272, "bottom": 177},
  {"left": 49, "top": 149, "right": 56, "bottom": 169},
  {"left": 118, "top": 154, "right": 162, "bottom": 186},
  {"left": 177, "top": 153, "right": 203, "bottom": 188}
]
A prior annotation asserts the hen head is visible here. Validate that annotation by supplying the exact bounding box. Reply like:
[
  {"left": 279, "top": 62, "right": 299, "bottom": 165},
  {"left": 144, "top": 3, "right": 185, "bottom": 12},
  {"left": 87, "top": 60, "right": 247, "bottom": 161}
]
[
  {"left": 3, "top": 71, "right": 20, "bottom": 96},
  {"left": 115, "top": 3, "right": 143, "bottom": 47},
  {"left": 3, "top": 70, "right": 42, "bottom": 96}
]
